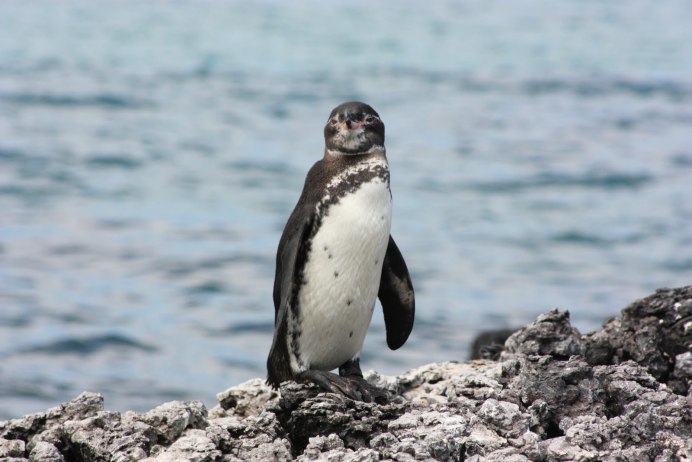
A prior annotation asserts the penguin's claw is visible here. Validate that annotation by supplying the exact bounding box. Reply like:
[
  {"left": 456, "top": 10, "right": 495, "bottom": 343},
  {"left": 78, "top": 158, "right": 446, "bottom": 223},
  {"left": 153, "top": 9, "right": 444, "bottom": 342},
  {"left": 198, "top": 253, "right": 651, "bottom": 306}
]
[
  {"left": 297, "top": 370, "right": 390, "bottom": 404},
  {"left": 344, "top": 375, "right": 390, "bottom": 404}
]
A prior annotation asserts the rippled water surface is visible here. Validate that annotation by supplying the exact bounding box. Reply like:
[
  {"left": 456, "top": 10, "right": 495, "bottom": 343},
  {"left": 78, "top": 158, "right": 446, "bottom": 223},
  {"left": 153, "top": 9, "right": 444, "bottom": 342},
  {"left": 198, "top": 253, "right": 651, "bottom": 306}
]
[{"left": 1, "top": 0, "right": 691, "bottom": 418}]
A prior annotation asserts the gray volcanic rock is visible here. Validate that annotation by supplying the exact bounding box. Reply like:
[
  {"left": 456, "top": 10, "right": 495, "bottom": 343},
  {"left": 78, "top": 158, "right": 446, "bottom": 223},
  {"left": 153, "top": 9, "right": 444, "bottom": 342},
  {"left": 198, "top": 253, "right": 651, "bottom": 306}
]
[
  {"left": 502, "top": 309, "right": 586, "bottom": 359},
  {"left": 584, "top": 286, "right": 692, "bottom": 395},
  {"left": 1, "top": 286, "right": 691, "bottom": 461}
]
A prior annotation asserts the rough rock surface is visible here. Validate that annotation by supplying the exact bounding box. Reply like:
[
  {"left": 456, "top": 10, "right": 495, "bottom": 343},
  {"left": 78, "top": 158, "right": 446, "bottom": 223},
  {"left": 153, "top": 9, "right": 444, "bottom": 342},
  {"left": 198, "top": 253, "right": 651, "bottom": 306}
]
[{"left": 2, "top": 286, "right": 691, "bottom": 461}]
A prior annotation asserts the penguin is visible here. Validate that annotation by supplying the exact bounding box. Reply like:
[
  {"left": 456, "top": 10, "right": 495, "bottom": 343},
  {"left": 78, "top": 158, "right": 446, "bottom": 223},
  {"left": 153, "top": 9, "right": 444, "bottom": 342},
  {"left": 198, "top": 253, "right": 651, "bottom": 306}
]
[{"left": 266, "top": 101, "right": 415, "bottom": 402}]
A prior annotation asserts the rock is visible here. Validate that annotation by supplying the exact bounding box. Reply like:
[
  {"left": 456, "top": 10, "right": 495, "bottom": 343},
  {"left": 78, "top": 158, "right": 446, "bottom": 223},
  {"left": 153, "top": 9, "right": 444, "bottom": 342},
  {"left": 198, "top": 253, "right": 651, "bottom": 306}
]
[
  {"left": 296, "top": 433, "right": 380, "bottom": 461},
  {"left": 477, "top": 398, "right": 529, "bottom": 439},
  {"left": 502, "top": 309, "right": 586, "bottom": 359},
  {"left": 127, "top": 399, "right": 208, "bottom": 444},
  {"left": 28, "top": 441, "right": 64, "bottom": 462},
  {"left": 142, "top": 429, "right": 220, "bottom": 462},
  {"left": 213, "top": 378, "right": 279, "bottom": 417},
  {"left": 0, "top": 438, "right": 25, "bottom": 458},
  {"left": 584, "top": 286, "right": 692, "bottom": 394},
  {"left": 670, "top": 351, "right": 692, "bottom": 396},
  {"left": 0, "top": 286, "right": 691, "bottom": 461}
]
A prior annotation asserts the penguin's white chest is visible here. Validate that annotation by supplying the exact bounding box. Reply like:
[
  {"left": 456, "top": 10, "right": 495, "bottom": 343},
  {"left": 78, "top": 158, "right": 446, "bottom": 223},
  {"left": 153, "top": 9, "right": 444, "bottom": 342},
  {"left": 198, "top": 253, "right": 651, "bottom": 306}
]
[{"left": 295, "top": 177, "right": 392, "bottom": 371}]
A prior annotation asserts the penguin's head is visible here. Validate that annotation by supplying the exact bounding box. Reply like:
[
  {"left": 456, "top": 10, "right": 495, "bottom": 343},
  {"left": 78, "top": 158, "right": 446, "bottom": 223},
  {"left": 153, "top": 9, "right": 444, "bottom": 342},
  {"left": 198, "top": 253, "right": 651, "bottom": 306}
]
[{"left": 324, "top": 102, "right": 385, "bottom": 156}]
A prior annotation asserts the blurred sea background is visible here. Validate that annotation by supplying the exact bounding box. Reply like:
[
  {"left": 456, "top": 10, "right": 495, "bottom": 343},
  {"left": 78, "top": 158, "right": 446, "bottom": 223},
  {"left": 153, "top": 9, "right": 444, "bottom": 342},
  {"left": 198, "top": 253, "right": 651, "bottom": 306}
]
[{"left": 1, "top": 0, "right": 691, "bottom": 419}]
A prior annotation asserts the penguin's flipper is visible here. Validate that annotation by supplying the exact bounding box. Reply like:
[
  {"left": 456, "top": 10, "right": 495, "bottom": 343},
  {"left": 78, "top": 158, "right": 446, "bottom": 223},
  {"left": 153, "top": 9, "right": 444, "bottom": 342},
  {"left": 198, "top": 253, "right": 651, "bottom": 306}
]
[
  {"left": 267, "top": 211, "right": 313, "bottom": 387},
  {"left": 378, "top": 235, "right": 415, "bottom": 350},
  {"left": 274, "top": 217, "right": 309, "bottom": 312}
]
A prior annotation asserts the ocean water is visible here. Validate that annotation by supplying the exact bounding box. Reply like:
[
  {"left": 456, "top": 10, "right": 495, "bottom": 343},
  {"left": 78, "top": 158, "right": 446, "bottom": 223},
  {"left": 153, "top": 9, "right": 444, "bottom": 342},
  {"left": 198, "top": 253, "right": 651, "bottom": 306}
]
[{"left": 1, "top": 0, "right": 691, "bottom": 419}]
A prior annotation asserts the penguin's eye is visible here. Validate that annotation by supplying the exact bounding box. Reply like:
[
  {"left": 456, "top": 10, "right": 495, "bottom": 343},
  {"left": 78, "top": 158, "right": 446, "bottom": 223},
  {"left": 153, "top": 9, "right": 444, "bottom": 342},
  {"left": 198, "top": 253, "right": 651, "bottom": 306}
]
[
  {"left": 329, "top": 118, "right": 338, "bottom": 126},
  {"left": 365, "top": 115, "right": 376, "bottom": 123}
]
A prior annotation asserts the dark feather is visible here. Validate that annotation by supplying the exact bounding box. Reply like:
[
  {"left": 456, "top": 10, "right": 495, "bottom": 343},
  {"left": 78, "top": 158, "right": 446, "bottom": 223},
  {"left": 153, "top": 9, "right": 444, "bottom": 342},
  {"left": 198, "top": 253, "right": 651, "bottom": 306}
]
[
  {"left": 267, "top": 160, "right": 333, "bottom": 387},
  {"left": 266, "top": 212, "right": 311, "bottom": 387},
  {"left": 378, "top": 236, "right": 415, "bottom": 350}
]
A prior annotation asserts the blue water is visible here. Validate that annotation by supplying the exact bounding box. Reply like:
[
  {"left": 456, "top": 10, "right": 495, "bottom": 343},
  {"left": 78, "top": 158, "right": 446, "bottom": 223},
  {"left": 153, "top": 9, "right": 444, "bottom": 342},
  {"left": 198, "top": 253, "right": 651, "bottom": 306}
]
[{"left": 1, "top": 0, "right": 691, "bottom": 419}]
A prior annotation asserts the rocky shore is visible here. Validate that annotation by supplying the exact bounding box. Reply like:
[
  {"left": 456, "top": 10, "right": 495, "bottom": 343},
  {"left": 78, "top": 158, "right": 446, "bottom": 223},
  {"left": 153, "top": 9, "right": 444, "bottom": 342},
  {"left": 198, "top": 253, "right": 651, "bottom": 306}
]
[{"left": 2, "top": 286, "right": 690, "bottom": 461}]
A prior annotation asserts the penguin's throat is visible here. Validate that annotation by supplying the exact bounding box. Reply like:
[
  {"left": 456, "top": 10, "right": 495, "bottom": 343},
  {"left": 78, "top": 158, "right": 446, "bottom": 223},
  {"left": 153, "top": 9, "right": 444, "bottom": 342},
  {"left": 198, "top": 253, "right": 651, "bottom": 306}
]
[{"left": 326, "top": 143, "right": 385, "bottom": 157}]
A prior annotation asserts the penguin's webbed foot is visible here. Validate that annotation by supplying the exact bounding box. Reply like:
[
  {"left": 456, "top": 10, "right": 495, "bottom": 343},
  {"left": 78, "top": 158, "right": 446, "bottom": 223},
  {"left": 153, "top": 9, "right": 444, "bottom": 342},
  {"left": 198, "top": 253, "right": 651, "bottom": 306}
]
[
  {"left": 297, "top": 370, "right": 389, "bottom": 404},
  {"left": 338, "top": 358, "right": 390, "bottom": 404},
  {"left": 343, "top": 375, "right": 391, "bottom": 404}
]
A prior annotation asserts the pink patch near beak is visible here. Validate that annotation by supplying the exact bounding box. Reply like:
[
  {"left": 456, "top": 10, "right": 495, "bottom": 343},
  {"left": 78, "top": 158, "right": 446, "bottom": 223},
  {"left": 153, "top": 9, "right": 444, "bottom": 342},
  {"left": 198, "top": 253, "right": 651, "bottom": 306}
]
[{"left": 339, "top": 121, "right": 365, "bottom": 131}]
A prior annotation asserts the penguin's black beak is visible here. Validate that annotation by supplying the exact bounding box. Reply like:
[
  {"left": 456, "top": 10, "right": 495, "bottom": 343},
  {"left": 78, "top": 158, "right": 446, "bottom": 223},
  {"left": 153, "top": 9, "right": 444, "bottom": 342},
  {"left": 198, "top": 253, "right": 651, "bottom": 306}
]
[
  {"left": 344, "top": 112, "right": 354, "bottom": 129},
  {"left": 343, "top": 111, "right": 363, "bottom": 129}
]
